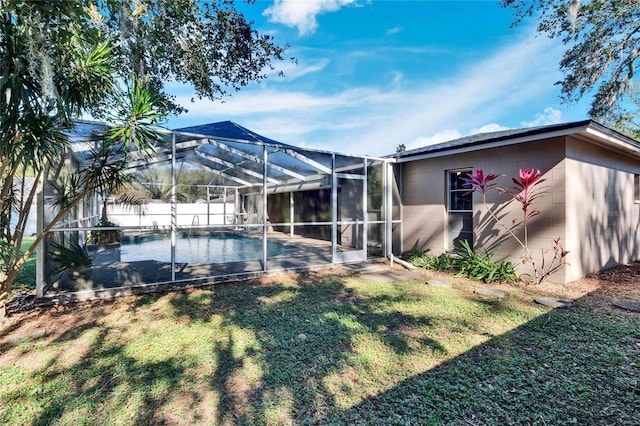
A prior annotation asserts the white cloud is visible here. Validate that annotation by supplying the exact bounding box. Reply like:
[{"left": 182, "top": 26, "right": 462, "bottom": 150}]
[
  {"left": 406, "top": 124, "right": 511, "bottom": 152},
  {"left": 470, "top": 123, "right": 511, "bottom": 134},
  {"left": 271, "top": 58, "right": 331, "bottom": 81},
  {"left": 264, "top": 0, "right": 357, "bottom": 36},
  {"left": 409, "top": 129, "right": 462, "bottom": 150},
  {"left": 386, "top": 25, "right": 403, "bottom": 36},
  {"left": 340, "top": 34, "right": 563, "bottom": 155},
  {"left": 168, "top": 29, "right": 567, "bottom": 156},
  {"left": 391, "top": 71, "right": 403, "bottom": 87},
  {"left": 172, "top": 86, "right": 396, "bottom": 117},
  {"left": 521, "top": 107, "right": 563, "bottom": 127}
]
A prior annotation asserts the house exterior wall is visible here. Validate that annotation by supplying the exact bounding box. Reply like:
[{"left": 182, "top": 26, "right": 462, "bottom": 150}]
[
  {"left": 565, "top": 136, "right": 640, "bottom": 281},
  {"left": 401, "top": 137, "right": 568, "bottom": 282}
]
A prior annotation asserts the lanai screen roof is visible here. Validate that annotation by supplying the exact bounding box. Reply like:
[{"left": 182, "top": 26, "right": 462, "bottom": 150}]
[
  {"left": 175, "top": 121, "right": 297, "bottom": 148},
  {"left": 70, "top": 120, "right": 368, "bottom": 191},
  {"left": 172, "top": 121, "right": 335, "bottom": 189}
]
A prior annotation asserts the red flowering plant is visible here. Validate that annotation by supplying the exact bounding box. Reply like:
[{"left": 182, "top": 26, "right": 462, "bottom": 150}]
[
  {"left": 463, "top": 169, "right": 526, "bottom": 253},
  {"left": 463, "top": 168, "right": 569, "bottom": 284},
  {"left": 461, "top": 169, "right": 503, "bottom": 194},
  {"left": 511, "top": 168, "right": 545, "bottom": 246}
]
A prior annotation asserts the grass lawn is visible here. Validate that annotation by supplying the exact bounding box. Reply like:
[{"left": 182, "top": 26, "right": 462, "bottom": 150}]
[
  {"left": 11, "top": 235, "right": 37, "bottom": 295},
  {"left": 1, "top": 268, "right": 638, "bottom": 425}
]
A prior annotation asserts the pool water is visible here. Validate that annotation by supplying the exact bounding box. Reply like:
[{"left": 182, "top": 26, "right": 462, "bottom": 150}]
[{"left": 120, "top": 233, "right": 285, "bottom": 263}]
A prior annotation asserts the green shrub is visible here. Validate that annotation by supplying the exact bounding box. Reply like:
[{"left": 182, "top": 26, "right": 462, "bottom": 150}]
[
  {"left": 49, "top": 238, "right": 93, "bottom": 274},
  {"left": 89, "top": 219, "right": 121, "bottom": 244},
  {"left": 406, "top": 241, "right": 518, "bottom": 283},
  {"left": 406, "top": 251, "right": 456, "bottom": 270},
  {"left": 453, "top": 240, "right": 517, "bottom": 283}
]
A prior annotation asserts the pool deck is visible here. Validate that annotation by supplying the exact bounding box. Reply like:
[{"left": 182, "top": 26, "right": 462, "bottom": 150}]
[{"left": 44, "top": 232, "right": 377, "bottom": 303}]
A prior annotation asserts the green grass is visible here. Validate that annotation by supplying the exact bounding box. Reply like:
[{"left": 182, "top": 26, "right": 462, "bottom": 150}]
[
  {"left": 0, "top": 271, "right": 638, "bottom": 425},
  {"left": 12, "top": 236, "right": 37, "bottom": 295}
]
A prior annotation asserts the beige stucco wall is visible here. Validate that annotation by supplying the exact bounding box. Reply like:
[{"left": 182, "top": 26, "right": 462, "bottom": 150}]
[
  {"left": 565, "top": 137, "right": 640, "bottom": 281},
  {"left": 401, "top": 137, "right": 568, "bottom": 282}
]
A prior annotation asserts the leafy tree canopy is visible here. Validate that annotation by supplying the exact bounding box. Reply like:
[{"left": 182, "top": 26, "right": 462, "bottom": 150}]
[
  {"left": 0, "top": 0, "right": 288, "bottom": 321},
  {"left": 3, "top": 0, "right": 288, "bottom": 118},
  {"left": 95, "top": 0, "right": 288, "bottom": 116},
  {"left": 502, "top": 0, "right": 640, "bottom": 136}
]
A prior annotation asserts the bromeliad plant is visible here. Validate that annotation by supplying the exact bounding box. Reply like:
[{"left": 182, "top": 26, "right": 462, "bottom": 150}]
[{"left": 462, "top": 168, "right": 569, "bottom": 284}]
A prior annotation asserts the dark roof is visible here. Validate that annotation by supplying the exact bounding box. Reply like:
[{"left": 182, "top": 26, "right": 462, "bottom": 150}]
[
  {"left": 67, "top": 120, "right": 109, "bottom": 141},
  {"left": 173, "top": 120, "right": 296, "bottom": 149},
  {"left": 393, "top": 119, "right": 599, "bottom": 160}
]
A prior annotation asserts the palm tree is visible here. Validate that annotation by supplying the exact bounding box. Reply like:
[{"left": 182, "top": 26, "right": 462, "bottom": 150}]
[
  {"left": 0, "top": 0, "right": 287, "bottom": 323},
  {"left": 0, "top": 3, "right": 164, "bottom": 322}
]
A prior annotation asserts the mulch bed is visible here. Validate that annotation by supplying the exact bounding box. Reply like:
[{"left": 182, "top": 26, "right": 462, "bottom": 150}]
[{"left": 590, "top": 262, "right": 640, "bottom": 292}]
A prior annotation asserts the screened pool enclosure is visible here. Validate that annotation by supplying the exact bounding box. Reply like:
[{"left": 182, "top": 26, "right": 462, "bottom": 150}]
[{"left": 38, "top": 121, "right": 402, "bottom": 299}]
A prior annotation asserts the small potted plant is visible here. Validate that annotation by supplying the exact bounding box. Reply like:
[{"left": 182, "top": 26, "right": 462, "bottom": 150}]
[
  {"left": 86, "top": 219, "right": 122, "bottom": 263},
  {"left": 49, "top": 238, "right": 93, "bottom": 280},
  {"left": 89, "top": 218, "right": 121, "bottom": 246}
]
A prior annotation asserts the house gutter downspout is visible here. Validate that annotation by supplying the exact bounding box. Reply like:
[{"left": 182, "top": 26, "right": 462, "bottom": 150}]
[{"left": 388, "top": 253, "right": 416, "bottom": 271}]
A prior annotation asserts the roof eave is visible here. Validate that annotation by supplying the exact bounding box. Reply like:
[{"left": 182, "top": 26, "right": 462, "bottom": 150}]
[
  {"left": 393, "top": 120, "right": 640, "bottom": 163},
  {"left": 394, "top": 122, "right": 592, "bottom": 163},
  {"left": 581, "top": 124, "right": 640, "bottom": 159}
]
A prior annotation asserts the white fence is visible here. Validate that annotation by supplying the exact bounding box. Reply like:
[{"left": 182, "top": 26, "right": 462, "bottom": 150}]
[{"left": 106, "top": 202, "right": 238, "bottom": 228}]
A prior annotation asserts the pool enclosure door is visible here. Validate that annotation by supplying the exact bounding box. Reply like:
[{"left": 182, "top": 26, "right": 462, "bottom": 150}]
[{"left": 334, "top": 173, "right": 366, "bottom": 263}]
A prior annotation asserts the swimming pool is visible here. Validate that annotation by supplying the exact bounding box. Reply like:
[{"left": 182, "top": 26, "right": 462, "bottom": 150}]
[{"left": 120, "top": 233, "right": 285, "bottom": 263}]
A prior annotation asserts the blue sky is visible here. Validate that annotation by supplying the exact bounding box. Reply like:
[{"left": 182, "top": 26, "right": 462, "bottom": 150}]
[{"left": 166, "top": 0, "right": 591, "bottom": 157}]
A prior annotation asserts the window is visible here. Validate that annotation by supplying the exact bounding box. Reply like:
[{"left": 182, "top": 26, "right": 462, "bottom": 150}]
[
  {"left": 448, "top": 170, "right": 472, "bottom": 212},
  {"left": 635, "top": 174, "right": 640, "bottom": 204}
]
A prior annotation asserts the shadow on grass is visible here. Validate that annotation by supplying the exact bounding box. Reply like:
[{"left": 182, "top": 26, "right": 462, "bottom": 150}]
[
  {"left": 167, "top": 273, "right": 639, "bottom": 424},
  {"left": 0, "top": 301, "right": 196, "bottom": 426},
  {"left": 321, "top": 297, "right": 640, "bottom": 425},
  {"left": 2, "top": 271, "right": 638, "bottom": 425},
  {"left": 169, "top": 271, "right": 446, "bottom": 425},
  {"left": 35, "top": 330, "right": 183, "bottom": 424},
  {"left": 25, "top": 328, "right": 189, "bottom": 425}
]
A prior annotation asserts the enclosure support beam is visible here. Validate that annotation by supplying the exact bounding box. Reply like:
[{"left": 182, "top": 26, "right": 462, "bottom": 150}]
[
  {"left": 235, "top": 188, "right": 240, "bottom": 225},
  {"left": 221, "top": 187, "right": 225, "bottom": 225},
  {"left": 262, "top": 146, "right": 268, "bottom": 272},
  {"left": 208, "top": 186, "right": 212, "bottom": 226},
  {"left": 289, "top": 191, "right": 294, "bottom": 238},
  {"left": 170, "top": 133, "right": 177, "bottom": 281},
  {"left": 121, "top": 139, "right": 203, "bottom": 170},
  {"left": 35, "top": 172, "right": 45, "bottom": 297},
  {"left": 385, "top": 162, "right": 393, "bottom": 258},
  {"left": 207, "top": 139, "right": 308, "bottom": 181},
  {"left": 331, "top": 154, "right": 337, "bottom": 264},
  {"left": 281, "top": 148, "right": 332, "bottom": 174},
  {"left": 363, "top": 158, "right": 368, "bottom": 260},
  {"left": 192, "top": 159, "right": 253, "bottom": 187},
  {"left": 383, "top": 163, "right": 393, "bottom": 258},
  {"left": 194, "top": 149, "right": 279, "bottom": 184}
]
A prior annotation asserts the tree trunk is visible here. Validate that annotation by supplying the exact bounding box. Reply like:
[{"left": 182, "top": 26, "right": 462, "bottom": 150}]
[
  {"left": 101, "top": 199, "right": 109, "bottom": 224},
  {"left": 0, "top": 299, "right": 6, "bottom": 326},
  {"left": 0, "top": 270, "right": 9, "bottom": 326}
]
